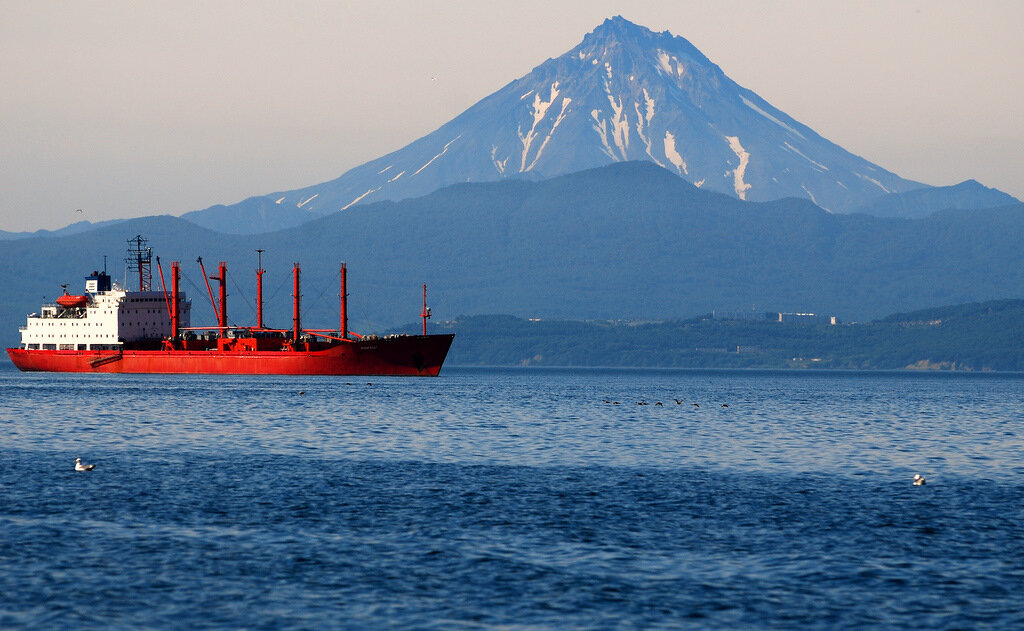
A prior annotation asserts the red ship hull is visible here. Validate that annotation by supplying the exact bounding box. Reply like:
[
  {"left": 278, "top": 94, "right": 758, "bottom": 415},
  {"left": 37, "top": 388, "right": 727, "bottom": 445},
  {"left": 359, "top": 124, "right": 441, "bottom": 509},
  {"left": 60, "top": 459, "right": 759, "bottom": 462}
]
[{"left": 6, "top": 334, "right": 455, "bottom": 376}]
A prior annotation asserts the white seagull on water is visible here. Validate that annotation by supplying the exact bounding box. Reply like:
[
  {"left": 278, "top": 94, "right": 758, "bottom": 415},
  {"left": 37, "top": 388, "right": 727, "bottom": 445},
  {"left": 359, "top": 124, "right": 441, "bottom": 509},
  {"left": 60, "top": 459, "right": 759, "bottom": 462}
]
[
  {"left": 74, "top": 457, "right": 95, "bottom": 472},
  {"left": 913, "top": 474, "right": 926, "bottom": 486}
]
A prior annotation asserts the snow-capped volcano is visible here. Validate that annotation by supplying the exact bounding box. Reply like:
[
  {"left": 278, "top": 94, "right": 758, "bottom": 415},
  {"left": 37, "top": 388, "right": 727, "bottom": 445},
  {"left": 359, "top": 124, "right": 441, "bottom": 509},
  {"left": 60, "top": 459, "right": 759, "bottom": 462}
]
[{"left": 186, "top": 16, "right": 923, "bottom": 229}]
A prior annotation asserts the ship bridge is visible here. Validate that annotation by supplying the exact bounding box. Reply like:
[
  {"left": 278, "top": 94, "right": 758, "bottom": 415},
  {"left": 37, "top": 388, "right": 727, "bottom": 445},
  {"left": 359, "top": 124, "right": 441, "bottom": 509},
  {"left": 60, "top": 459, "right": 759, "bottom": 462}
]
[{"left": 18, "top": 271, "right": 190, "bottom": 351}]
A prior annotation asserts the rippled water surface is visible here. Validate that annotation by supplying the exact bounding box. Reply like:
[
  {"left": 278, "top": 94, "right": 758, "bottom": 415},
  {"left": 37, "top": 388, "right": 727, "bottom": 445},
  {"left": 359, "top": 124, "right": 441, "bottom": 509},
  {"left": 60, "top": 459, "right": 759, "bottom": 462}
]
[{"left": 2, "top": 365, "right": 1023, "bottom": 628}]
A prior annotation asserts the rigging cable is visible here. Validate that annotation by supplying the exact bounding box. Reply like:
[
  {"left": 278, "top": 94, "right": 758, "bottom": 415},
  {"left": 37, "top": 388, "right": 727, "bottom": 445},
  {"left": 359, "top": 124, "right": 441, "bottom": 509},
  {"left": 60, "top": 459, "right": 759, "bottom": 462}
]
[{"left": 226, "top": 269, "right": 257, "bottom": 324}]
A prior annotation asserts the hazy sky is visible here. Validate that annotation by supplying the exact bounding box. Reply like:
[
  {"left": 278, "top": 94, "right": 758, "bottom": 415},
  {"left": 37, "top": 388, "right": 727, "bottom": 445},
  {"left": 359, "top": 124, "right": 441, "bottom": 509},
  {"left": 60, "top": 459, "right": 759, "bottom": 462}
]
[{"left": 2, "top": 0, "right": 1022, "bottom": 232}]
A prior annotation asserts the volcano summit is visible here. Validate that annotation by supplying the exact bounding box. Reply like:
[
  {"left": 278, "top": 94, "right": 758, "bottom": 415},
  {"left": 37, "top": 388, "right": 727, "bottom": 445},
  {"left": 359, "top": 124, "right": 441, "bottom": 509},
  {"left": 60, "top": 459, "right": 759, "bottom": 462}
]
[{"left": 185, "top": 16, "right": 932, "bottom": 232}]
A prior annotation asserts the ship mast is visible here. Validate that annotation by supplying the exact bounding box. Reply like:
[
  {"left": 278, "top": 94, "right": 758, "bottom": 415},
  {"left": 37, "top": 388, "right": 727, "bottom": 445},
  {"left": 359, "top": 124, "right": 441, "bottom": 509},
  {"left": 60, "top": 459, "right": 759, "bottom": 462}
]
[
  {"left": 421, "top": 283, "right": 431, "bottom": 336},
  {"left": 217, "top": 261, "right": 227, "bottom": 334},
  {"left": 339, "top": 262, "right": 347, "bottom": 339},
  {"left": 171, "top": 261, "right": 180, "bottom": 339},
  {"left": 125, "top": 235, "right": 153, "bottom": 291},
  {"left": 255, "top": 249, "right": 265, "bottom": 329},
  {"left": 292, "top": 263, "right": 301, "bottom": 342}
]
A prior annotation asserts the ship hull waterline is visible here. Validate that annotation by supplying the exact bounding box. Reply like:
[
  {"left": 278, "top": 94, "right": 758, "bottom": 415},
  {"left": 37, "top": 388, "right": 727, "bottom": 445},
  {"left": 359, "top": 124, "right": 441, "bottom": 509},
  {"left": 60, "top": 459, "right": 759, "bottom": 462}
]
[{"left": 6, "top": 334, "right": 455, "bottom": 376}]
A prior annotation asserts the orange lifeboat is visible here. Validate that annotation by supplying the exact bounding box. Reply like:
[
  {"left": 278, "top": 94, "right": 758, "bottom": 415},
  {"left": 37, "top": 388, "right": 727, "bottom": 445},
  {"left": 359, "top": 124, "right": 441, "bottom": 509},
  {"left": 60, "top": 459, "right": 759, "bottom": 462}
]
[{"left": 56, "top": 294, "right": 89, "bottom": 309}]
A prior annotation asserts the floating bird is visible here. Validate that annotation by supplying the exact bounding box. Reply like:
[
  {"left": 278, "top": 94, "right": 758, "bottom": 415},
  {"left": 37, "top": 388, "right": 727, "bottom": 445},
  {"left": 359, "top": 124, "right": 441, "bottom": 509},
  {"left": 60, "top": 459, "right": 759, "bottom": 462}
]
[
  {"left": 298, "top": 391, "right": 305, "bottom": 395},
  {"left": 692, "top": 402, "right": 700, "bottom": 407},
  {"left": 74, "top": 457, "right": 95, "bottom": 472},
  {"left": 721, "top": 404, "right": 729, "bottom": 408},
  {"left": 913, "top": 474, "right": 926, "bottom": 486},
  {"left": 655, "top": 401, "right": 663, "bottom": 406},
  {"left": 674, "top": 399, "right": 683, "bottom": 405},
  {"left": 637, "top": 401, "right": 648, "bottom": 406},
  {"left": 612, "top": 401, "right": 620, "bottom": 405}
]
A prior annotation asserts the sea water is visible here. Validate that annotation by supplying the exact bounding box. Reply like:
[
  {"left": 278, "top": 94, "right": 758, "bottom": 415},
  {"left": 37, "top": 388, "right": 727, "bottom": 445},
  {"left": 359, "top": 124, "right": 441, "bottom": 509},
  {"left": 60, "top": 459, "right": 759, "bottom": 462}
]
[{"left": 1, "top": 364, "right": 1022, "bottom": 628}]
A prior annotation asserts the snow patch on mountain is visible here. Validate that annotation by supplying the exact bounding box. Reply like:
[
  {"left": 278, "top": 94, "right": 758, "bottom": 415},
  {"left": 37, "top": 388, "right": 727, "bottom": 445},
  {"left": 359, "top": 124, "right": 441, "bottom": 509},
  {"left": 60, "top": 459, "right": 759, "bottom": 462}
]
[
  {"left": 526, "top": 97, "right": 571, "bottom": 172},
  {"left": 491, "top": 146, "right": 508, "bottom": 175},
  {"left": 741, "top": 95, "right": 804, "bottom": 139},
  {"left": 342, "top": 187, "right": 380, "bottom": 211},
  {"left": 591, "top": 110, "right": 616, "bottom": 160},
  {"left": 783, "top": 142, "right": 828, "bottom": 172},
  {"left": 656, "top": 50, "right": 686, "bottom": 82},
  {"left": 726, "top": 136, "right": 752, "bottom": 199},
  {"left": 415, "top": 135, "right": 461, "bottom": 176},
  {"left": 801, "top": 185, "right": 820, "bottom": 207},
  {"left": 634, "top": 89, "right": 664, "bottom": 166},
  {"left": 663, "top": 131, "right": 687, "bottom": 175},
  {"left": 641, "top": 88, "right": 655, "bottom": 124},
  {"left": 605, "top": 93, "right": 630, "bottom": 160},
  {"left": 519, "top": 83, "right": 570, "bottom": 172},
  {"left": 856, "top": 173, "right": 891, "bottom": 194}
]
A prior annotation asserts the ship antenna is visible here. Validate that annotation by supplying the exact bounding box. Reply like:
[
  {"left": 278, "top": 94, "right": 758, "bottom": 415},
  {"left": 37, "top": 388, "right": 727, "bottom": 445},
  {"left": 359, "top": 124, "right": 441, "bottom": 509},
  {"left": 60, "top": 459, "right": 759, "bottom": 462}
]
[{"left": 124, "top": 234, "right": 153, "bottom": 291}]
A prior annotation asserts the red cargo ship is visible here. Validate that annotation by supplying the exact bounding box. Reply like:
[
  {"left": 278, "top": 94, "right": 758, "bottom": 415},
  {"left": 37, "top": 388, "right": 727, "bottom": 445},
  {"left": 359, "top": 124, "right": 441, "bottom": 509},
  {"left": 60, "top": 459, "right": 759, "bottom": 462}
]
[{"left": 6, "top": 236, "right": 454, "bottom": 376}]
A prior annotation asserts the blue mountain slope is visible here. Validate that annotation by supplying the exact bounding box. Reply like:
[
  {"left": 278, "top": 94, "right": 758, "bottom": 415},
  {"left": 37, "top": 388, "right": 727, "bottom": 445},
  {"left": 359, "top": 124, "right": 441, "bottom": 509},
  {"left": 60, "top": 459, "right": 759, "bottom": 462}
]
[{"left": 6, "top": 162, "right": 1023, "bottom": 350}]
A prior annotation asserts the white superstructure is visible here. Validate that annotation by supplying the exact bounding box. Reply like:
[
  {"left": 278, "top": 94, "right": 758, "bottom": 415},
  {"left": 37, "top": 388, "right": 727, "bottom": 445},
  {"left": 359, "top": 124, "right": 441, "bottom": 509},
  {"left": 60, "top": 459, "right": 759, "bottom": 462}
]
[{"left": 18, "top": 271, "right": 190, "bottom": 351}]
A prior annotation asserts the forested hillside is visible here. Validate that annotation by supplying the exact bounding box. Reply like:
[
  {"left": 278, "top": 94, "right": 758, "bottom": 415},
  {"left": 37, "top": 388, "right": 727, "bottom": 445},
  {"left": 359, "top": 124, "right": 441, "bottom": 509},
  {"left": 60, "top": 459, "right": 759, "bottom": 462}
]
[{"left": 408, "top": 300, "right": 1024, "bottom": 371}]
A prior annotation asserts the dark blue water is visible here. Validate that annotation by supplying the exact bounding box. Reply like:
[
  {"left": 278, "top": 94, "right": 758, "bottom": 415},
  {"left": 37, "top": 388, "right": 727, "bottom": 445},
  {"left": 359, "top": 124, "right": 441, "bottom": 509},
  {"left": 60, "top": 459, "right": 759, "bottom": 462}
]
[{"left": 2, "top": 365, "right": 1023, "bottom": 628}]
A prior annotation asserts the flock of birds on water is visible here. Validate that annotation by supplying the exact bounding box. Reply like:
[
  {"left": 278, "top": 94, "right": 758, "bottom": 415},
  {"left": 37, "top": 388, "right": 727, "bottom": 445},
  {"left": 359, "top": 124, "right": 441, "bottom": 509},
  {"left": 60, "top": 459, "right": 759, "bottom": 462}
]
[{"left": 604, "top": 399, "right": 728, "bottom": 407}]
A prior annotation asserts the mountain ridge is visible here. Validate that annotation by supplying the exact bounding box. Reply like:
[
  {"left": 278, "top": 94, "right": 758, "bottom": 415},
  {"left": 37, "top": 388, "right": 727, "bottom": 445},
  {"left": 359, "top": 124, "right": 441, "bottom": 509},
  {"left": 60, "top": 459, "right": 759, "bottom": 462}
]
[
  {"left": 850, "top": 179, "right": 1019, "bottom": 218},
  {"left": 3, "top": 162, "right": 1022, "bottom": 349}
]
